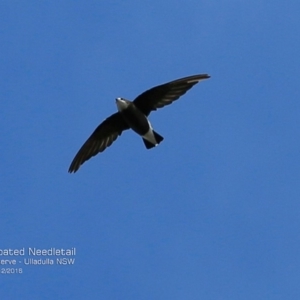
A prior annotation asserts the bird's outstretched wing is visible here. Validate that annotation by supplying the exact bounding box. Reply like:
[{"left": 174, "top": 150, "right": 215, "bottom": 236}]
[
  {"left": 133, "top": 74, "right": 210, "bottom": 116},
  {"left": 68, "top": 112, "right": 129, "bottom": 173}
]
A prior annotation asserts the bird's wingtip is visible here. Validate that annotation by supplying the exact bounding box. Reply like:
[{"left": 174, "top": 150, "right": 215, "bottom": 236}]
[
  {"left": 200, "top": 73, "right": 211, "bottom": 79},
  {"left": 68, "top": 165, "right": 78, "bottom": 173},
  {"left": 187, "top": 74, "right": 211, "bottom": 83}
]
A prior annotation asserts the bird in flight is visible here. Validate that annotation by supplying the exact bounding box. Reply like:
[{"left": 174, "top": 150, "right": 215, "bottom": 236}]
[{"left": 68, "top": 74, "right": 210, "bottom": 173}]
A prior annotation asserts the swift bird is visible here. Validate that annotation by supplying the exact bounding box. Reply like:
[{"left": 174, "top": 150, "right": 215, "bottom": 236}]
[{"left": 68, "top": 74, "right": 210, "bottom": 173}]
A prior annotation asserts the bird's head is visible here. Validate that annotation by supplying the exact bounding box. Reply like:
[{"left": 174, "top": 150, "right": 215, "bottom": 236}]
[{"left": 116, "top": 98, "right": 131, "bottom": 112}]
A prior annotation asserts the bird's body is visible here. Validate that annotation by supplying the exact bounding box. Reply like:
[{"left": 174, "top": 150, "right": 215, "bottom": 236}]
[
  {"left": 116, "top": 98, "right": 163, "bottom": 148},
  {"left": 69, "top": 74, "right": 210, "bottom": 173},
  {"left": 116, "top": 98, "right": 151, "bottom": 137}
]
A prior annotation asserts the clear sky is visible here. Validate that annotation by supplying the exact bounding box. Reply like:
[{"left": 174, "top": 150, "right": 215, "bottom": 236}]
[{"left": 1, "top": 1, "right": 300, "bottom": 299}]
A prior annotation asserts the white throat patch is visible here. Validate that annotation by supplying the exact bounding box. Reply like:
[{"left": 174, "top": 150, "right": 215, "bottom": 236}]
[{"left": 116, "top": 98, "right": 129, "bottom": 112}]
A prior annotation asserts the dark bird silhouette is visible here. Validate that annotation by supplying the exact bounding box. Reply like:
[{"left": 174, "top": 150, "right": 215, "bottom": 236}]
[{"left": 69, "top": 74, "right": 210, "bottom": 173}]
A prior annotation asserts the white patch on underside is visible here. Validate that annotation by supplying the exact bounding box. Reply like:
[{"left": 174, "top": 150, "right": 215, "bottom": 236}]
[{"left": 142, "top": 120, "right": 157, "bottom": 145}]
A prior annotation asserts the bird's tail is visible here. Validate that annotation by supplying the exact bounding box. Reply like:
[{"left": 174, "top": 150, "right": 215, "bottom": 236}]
[{"left": 143, "top": 131, "right": 164, "bottom": 149}]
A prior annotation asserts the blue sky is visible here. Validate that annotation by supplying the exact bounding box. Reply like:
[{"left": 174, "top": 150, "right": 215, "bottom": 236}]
[{"left": 1, "top": 1, "right": 300, "bottom": 299}]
